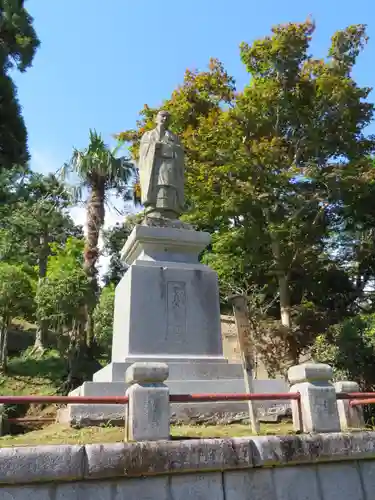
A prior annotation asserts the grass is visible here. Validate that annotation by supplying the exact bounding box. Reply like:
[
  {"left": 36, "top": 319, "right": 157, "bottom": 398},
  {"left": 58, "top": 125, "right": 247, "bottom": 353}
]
[
  {"left": 0, "top": 421, "right": 294, "bottom": 448},
  {"left": 0, "top": 350, "right": 66, "bottom": 397},
  {"left": 0, "top": 343, "right": 294, "bottom": 447}
]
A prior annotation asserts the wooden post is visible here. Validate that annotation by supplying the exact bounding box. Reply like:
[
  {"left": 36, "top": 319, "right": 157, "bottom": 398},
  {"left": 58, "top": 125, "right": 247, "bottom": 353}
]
[{"left": 228, "top": 294, "right": 260, "bottom": 434}]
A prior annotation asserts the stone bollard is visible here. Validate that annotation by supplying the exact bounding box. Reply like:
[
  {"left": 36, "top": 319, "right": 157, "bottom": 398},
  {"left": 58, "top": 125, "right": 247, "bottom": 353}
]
[
  {"left": 288, "top": 363, "right": 340, "bottom": 433},
  {"left": 125, "top": 362, "right": 170, "bottom": 441},
  {"left": 334, "top": 381, "right": 365, "bottom": 431}
]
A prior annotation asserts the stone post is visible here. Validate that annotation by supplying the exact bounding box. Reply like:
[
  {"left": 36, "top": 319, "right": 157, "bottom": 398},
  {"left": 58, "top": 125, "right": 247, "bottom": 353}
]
[
  {"left": 334, "top": 381, "right": 365, "bottom": 431},
  {"left": 125, "top": 362, "right": 170, "bottom": 441},
  {"left": 288, "top": 363, "right": 340, "bottom": 433}
]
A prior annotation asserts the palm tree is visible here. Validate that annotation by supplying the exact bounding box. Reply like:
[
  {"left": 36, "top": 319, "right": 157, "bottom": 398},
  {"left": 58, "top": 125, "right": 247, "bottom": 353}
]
[{"left": 62, "top": 130, "right": 134, "bottom": 345}]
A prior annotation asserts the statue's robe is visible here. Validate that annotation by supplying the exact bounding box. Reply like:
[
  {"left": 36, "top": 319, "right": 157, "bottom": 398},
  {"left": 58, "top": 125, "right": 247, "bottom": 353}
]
[{"left": 138, "top": 128, "right": 184, "bottom": 215}]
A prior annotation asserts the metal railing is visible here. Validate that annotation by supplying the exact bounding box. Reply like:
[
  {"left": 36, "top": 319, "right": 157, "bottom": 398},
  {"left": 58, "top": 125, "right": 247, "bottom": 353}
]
[
  {"left": 336, "top": 392, "right": 375, "bottom": 400},
  {"left": 0, "top": 392, "right": 299, "bottom": 424},
  {"left": 336, "top": 392, "right": 375, "bottom": 407},
  {"left": 3, "top": 391, "right": 375, "bottom": 424},
  {"left": 170, "top": 392, "right": 299, "bottom": 402}
]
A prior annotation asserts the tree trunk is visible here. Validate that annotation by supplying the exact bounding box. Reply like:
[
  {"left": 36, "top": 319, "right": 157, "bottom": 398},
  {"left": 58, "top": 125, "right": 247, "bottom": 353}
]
[
  {"left": 34, "top": 230, "right": 49, "bottom": 350},
  {"left": 84, "top": 182, "right": 105, "bottom": 347},
  {"left": 270, "top": 235, "right": 292, "bottom": 329},
  {"left": 270, "top": 232, "right": 299, "bottom": 367},
  {"left": 59, "top": 317, "right": 101, "bottom": 395},
  {"left": 0, "top": 315, "right": 9, "bottom": 372},
  {"left": 277, "top": 272, "right": 291, "bottom": 329},
  {"left": 0, "top": 320, "right": 4, "bottom": 371}
]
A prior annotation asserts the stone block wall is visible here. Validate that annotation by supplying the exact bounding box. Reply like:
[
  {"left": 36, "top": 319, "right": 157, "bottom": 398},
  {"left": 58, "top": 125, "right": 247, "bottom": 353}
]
[{"left": 2, "top": 432, "right": 375, "bottom": 499}]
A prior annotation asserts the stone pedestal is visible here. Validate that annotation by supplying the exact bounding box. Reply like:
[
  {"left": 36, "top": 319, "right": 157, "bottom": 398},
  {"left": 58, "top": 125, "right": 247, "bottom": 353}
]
[
  {"left": 62, "top": 224, "right": 289, "bottom": 425},
  {"left": 125, "top": 362, "right": 170, "bottom": 441},
  {"left": 97, "top": 225, "right": 224, "bottom": 380},
  {"left": 335, "top": 381, "right": 365, "bottom": 430},
  {"left": 288, "top": 363, "right": 340, "bottom": 433},
  {"left": 91, "top": 224, "right": 230, "bottom": 388}
]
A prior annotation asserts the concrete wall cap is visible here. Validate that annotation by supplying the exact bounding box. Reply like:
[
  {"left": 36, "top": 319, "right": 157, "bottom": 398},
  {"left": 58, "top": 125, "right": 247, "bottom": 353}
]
[
  {"left": 85, "top": 438, "right": 253, "bottom": 479},
  {"left": 288, "top": 362, "right": 332, "bottom": 384},
  {"left": 85, "top": 432, "right": 375, "bottom": 479},
  {"left": 334, "top": 381, "right": 360, "bottom": 392},
  {"left": 0, "top": 444, "right": 85, "bottom": 484},
  {"left": 0, "top": 433, "right": 375, "bottom": 485},
  {"left": 125, "top": 362, "right": 169, "bottom": 384},
  {"left": 249, "top": 433, "right": 375, "bottom": 466}
]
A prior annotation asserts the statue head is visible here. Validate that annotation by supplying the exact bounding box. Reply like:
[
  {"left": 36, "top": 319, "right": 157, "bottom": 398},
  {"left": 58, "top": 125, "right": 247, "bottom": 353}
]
[{"left": 155, "top": 110, "right": 170, "bottom": 129}]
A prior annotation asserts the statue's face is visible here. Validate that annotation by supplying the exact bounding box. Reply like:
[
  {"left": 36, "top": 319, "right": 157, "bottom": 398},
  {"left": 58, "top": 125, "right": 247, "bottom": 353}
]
[{"left": 156, "top": 111, "right": 170, "bottom": 128}]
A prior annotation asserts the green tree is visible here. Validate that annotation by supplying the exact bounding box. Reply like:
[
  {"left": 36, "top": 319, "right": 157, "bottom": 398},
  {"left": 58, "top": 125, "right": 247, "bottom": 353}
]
[
  {"left": 93, "top": 284, "right": 115, "bottom": 359},
  {"left": 118, "top": 21, "right": 374, "bottom": 371},
  {"left": 0, "top": 263, "right": 33, "bottom": 371},
  {"left": 63, "top": 130, "right": 134, "bottom": 345},
  {"left": 312, "top": 314, "right": 375, "bottom": 390},
  {"left": 36, "top": 237, "right": 87, "bottom": 336},
  {"left": 102, "top": 214, "right": 140, "bottom": 286},
  {"left": 0, "top": 75, "right": 29, "bottom": 167},
  {"left": 0, "top": 173, "right": 83, "bottom": 349},
  {"left": 0, "top": 0, "right": 40, "bottom": 72},
  {"left": 36, "top": 237, "right": 101, "bottom": 392},
  {"left": 0, "top": 0, "right": 40, "bottom": 169},
  {"left": 326, "top": 157, "right": 375, "bottom": 312}
]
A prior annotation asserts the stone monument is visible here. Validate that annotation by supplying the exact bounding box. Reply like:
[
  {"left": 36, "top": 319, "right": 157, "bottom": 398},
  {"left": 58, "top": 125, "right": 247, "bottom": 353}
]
[{"left": 63, "top": 112, "right": 288, "bottom": 425}]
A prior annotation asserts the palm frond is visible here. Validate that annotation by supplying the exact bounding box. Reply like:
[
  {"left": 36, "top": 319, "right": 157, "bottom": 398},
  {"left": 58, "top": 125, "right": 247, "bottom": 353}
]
[{"left": 62, "top": 130, "right": 136, "bottom": 207}]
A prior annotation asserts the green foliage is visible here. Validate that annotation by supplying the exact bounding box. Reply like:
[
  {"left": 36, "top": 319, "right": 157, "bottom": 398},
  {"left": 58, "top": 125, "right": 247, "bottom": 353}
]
[
  {"left": 102, "top": 215, "right": 140, "bottom": 286},
  {"left": 36, "top": 269, "right": 89, "bottom": 331},
  {"left": 63, "top": 129, "right": 134, "bottom": 208},
  {"left": 47, "top": 237, "right": 85, "bottom": 277},
  {"left": 0, "top": 262, "right": 34, "bottom": 370},
  {"left": 312, "top": 314, "right": 375, "bottom": 390},
  {"left": 1, "top": 173, "right": 81, "bottom": 274},
  {"left": 0, "top": 74, "right": 29, "bottom": 167},
  {"left": 0, "top": 0, "right": 40, "bottom": 72},
  {"left": 0, "top": 0, "right": 40, "bottom": 169},
  {"left": 36, "top": 237, "right": 89, "bottom": 332},
  {"left": 93, "top": 284, "right": 115, "bottom": 358},
  {"left": 0, "top": 263, "right": 33, "bottom": 320},
  {"left": 118, "top": 20, "right": 374, "bottom": 371},
  {"left": 0, "top": 172, "right": 83, "bottom": 349}
]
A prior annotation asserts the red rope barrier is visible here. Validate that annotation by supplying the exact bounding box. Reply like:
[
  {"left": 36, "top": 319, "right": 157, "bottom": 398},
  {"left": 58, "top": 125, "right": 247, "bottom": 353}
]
[
  {"left": 170, "top": 392, "right": 299, "bottom": 403},
  {"left": 0, "top": 396, "right": 129, "bottom": 404},
  {"left": 5, "top": 391, "right": 375, "bottom": 422},
  {"left": 7, "top": 391, "right": 375, "bottom": 406},
  {"left": 0, "top": 392, "right": 300, "bottom": 423},
  {"left": 349, "top": 398, "right": 375, "bottom": 407},
  {"left": 336, "top": 392, "right": 375, "bottom": 400},
  {"left": 0, "top": 392, "right": 299, "bottom": 406}
]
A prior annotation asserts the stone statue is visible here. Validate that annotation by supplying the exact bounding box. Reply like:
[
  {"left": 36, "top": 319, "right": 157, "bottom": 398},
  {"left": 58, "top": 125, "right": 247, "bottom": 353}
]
[{"left": 138, "top": 110, "right": 184, "bottom": 222}]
